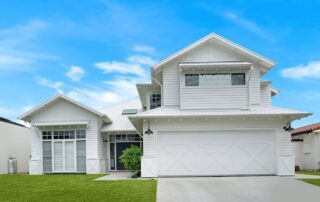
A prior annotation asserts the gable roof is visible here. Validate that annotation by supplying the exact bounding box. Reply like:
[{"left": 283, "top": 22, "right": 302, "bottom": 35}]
[
  {"left": 291, "top": 122, "right": 320, "bottom": 136},
  {"left": 99, "top": 99, "right": 143, "bottom": 132},
  {"left": 19, "top": 94, "right": 112, "bottom": 123},
  {"left": 153, "top": 33, "right": 277, "bottom": 75}
]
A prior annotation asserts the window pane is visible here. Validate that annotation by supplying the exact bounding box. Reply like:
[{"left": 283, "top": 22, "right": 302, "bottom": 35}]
[
  {"left": 42, "top": 141, "right": 52, "bottom": 173},
  {"left": 54, "top": 142, "right": 63, "bottom": 171},
  {"left": 150, "top": 93, "right": 161, "bottom": 109},
  {"left": 199, "top": 74, "right": 231, "bottom": 86},
  {"left": 76, "top": 130, "right": 86, "bottom": 139},
  {"left": 185, "top": 74, "right": 199, "bottom": 86},
  {"left": 70, "top": 131, "right": 75, "bottom": 139},
  {"left": 231, "top": 73, "right": 245, "bottom": 85},
  {"left": 77, "top": 140, "right": 86, "bottom": 172}
]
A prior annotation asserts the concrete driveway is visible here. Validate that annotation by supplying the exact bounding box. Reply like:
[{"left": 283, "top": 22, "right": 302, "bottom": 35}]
[{"left": 157, "top": 176, "right": 320, "bottom": 202}]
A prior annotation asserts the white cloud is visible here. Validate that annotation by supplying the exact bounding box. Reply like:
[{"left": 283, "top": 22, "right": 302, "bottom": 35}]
[
  {"left": 0, "top": 105, "right": 34, "bottom": 127},
  {"left": 0, "top": 107, "right": 14, "bottom": 117},
  {"left": 95, "top": 61, "right": 146, "bottom": 77},
  {"left": 0, "top": 55, "right": 32, "bottom": 66},
  {"left": 281, "top": 61, "right": 320, "bottom": 80},
  {"left": 127, "top": 55, "right": 157, "bottom": 66},
  {"left": 133, "top": 45, "right": 155, "bottom": 54},
  {"left": 0, "top": 20, "right": 58, "bottom": 71},
  {"left": 67, "top": 89, "right": 124, "bottom": 109},
  {"left": 222, "top": 11, "right": 268, "bottom": 39},
  {"left": 37, "top": 77, "right": 64, "bottom": 94},
  {"left": 66, "top": 66, "right": 85, "bottom": 81},
  {"left": 66, "top": 76, "right": 146, "bottom": 109}
]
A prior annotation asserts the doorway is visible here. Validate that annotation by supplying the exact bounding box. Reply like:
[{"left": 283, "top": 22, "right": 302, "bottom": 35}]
[{"left": 109, "top": 134, "right": 142, "bottom": 171}]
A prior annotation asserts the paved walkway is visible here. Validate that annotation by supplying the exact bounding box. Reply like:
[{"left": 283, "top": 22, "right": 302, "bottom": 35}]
[
  {"left": 157, "top": 176, "right": 320, "bottom": 202},
  {"left": 95, "top": 172, "right": 133, "bottom": 180},
  {"left": 294, "top": 174, "right": 320, "bottom": 179}
]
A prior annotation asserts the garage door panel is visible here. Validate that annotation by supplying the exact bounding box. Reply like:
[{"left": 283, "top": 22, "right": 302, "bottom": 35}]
[
  {"left": 195, "top": 144, "right": 234, "bottom": 174},
  {"left": 158, "top": 133, "right": 194, "bottom": 175},
  {"left": 158, "top": 130, "right": 275, "bottom": 176}
]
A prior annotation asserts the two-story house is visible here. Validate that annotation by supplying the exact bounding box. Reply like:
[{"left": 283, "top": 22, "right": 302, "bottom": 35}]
[{"left": 19, "top": 33, "right": 310, "bottom": 176}]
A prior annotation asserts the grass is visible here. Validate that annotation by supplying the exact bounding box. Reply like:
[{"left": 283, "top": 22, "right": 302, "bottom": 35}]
[
  {"left": 296, "top": 170, "right": 320, "bottom": 176},
  {"left": 299, "top": 179, "right": 320, "bottom": 186},
  {"left": 0, "top": 174, "right": 157, "bottom": 202},
  {"left": 296, "top": 171, "right": 320, "bottom": 187}
]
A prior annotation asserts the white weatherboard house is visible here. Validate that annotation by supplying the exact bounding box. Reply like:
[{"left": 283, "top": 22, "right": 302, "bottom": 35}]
[
  {"left": 291, "top": 123, "right": 320, "bottom": 171},
  {"left": 19, "top": 33, "right": 311, "bottom": 176}
]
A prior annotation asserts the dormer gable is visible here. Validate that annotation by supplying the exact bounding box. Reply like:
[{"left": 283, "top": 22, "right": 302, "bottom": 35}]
[{"left": 153, "top": 33, "right": 276, "bottom": 76}]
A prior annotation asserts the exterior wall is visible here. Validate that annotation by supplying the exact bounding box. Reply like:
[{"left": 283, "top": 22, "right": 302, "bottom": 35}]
[
  {"left": 180, "top": 70, "right": 249, "bottom": 110},
  {"left": 163, "top": 60, "right": 180, "bottom": 107},
  {"left": 261, "top": 84, "right": 272, "bottom": 107},
  {"left": 29, "top": 99, "right": 104, "bottom": 174},
  {"left": 292, "top": 141, "right": 303, "bottom": 169},
  {"left": 0, "top": 122, "right": 31, "bottom": 174},
  {"left": 291, "top": 132, "right": 320, "bottom": 171},
  {"left": 302, "top": 133, "right": 319, "bottom": 170},
  {"left": 248, "top": 66, "right": 261, "bottom": 106},
  {"left": 161, "top": 41, "right": 264, "bottom": 110},
  {"left": 141, "top": 117, "right": 294, "bottom": 177}
]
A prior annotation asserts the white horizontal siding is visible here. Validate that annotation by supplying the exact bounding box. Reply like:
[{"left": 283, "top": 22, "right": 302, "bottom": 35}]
[
  {"left": 30, "top": 99, "right": 101, "bottom": 165},
  {"left": 180, "top": 86, "right": 248, "bottom": 109},
  {"left": 249, "top": 66, "right": 261, "bottom": 105},
  {"left": 261, "top": 84, "right": 272, "bottom": 107},
  {"left": 163, "top": 61, "right": 180, "bottom": 106},
  {"left": 30, "top": 127, "right": 41, "bottom": 160},
  {"left": 279, "top": 131, "right": 292, "bottom": 155}
]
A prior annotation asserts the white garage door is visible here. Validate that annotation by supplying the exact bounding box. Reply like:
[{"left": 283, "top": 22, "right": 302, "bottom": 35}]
[{"left": 157, "top": 130, "right": 275, "bottom": 176}]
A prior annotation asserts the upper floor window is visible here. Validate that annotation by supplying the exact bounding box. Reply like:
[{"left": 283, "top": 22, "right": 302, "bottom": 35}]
[
  {"left": 185, "top": 74, "right": 199, "bottom": 86},
  {"left": 185, "top": 73, "right": 245, "bottom": 87},
  {"left": 231, "top": 73, "right": 245, "bottom": 85},
  {"left": 150, "top": 92, "right": 161, "bottom": 109}
]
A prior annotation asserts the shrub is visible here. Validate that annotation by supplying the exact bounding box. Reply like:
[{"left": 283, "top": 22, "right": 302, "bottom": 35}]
[{"left": 119, "top": 146, "right": 143, "bottom": 172}]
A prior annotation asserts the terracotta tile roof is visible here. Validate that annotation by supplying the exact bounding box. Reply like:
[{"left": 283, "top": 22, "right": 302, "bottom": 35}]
[{"left": 291, "top": 122, "right": 320, "bottom": 136}]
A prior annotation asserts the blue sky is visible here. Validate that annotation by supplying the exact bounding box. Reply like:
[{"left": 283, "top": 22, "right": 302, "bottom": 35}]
[{"left": 0, "top": 0, "right": 319, "bottom": 127}]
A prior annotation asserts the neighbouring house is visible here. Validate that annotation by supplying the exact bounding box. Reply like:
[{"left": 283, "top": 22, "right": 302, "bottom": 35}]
[
  {"left": 19, "top": 33, "right": 311, "bottom": 176},
  {"left": 291, "top": 123, "right": 320, "bottom": 171},
  {"left": 0, "top": 117, "right": 31, "bottom": 174}
]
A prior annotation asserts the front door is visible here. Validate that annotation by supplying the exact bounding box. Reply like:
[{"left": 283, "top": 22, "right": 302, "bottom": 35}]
[{"left": 116, "top": 142, "right": 140, "bottom": 170}]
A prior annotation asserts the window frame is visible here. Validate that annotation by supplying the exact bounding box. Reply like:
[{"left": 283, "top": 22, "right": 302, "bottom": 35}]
[
  {"left": 184, "top": 72, "right": 246, "bottom": 87},
  {"left": 150, "top": 92, "right": 161, "bottom": 109},
  {"left": 185, "top": 74, "right": 199, "bottom": 86}
]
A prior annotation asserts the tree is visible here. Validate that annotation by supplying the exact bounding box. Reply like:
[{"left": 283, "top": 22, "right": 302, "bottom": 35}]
[{"left": 119, "top": 146, "right": 142, "bottom": 172}]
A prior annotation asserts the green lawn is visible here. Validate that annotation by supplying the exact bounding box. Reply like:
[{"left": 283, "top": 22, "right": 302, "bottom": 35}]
[
  {"left": 296, "top": 171, "right": 320, "bottom": 187},
  {"left": 0, "top": 174, "right": 157, "bottom": 202},
  {"left": 296, "top": 171, "right": 320, "bottom": 176}
]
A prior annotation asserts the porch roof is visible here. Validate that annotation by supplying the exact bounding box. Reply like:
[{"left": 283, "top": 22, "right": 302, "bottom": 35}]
[
  {"left": 129, "top": 106, "right": 311, "bottom": 120},
  {"left": 99, "top": 99, "right": 143, "bottom": 133}
]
